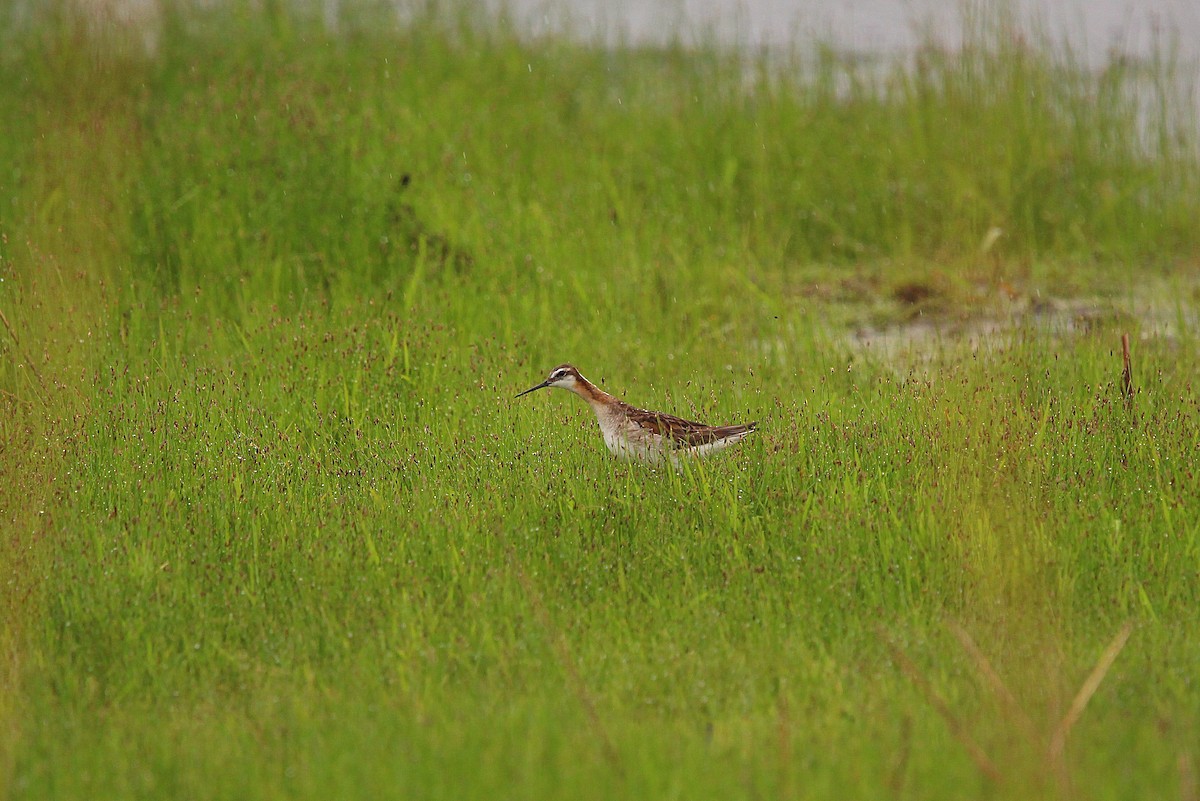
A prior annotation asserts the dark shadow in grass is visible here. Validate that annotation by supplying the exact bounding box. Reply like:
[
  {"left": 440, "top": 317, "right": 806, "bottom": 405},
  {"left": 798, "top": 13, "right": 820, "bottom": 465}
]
[{"left": 383, "top": 173, "right": 475, "bottom": 276}]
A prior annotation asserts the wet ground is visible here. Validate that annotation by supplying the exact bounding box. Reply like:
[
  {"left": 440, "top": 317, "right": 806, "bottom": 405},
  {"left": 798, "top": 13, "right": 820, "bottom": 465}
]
[{"left": 846, "top": 274, "right": 1199, "bottom": 365}]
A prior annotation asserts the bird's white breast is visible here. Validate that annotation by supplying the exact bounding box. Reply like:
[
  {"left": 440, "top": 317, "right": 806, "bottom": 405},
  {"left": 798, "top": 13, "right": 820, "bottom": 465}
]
[{"left": 593, "top": 407, "right": 670, "bottom": 464}]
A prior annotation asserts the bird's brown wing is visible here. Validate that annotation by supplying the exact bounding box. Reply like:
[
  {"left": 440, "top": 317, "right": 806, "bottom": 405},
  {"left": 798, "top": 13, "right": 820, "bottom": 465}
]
[{"left": 622, "top": 404, "right": 757, "bottom": 448}]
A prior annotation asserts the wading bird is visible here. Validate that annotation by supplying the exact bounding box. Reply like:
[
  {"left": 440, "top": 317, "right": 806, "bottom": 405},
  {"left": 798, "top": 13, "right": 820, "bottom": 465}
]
[{"left": 516, "top": 364, "right": 757, "bottom": 466}]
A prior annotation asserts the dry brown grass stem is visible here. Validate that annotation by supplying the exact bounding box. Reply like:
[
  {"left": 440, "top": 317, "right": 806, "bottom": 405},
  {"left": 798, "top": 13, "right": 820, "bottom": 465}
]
[
  {"left": 945, "top": 620, "right": 1038, "bottom": 745},
  {"left": 886, "top": 714, "right": 913, "bottom": 797},
  {"left": 1180, "top": 752, "right": 1198, "bottom": 801},
  {"left": 889, "top": 621, "right": 1134, "bottom": 790},
  {"left": 881, "top": 628, "right": 1004, "bottom": 783},
  {"left": 1048, "top": 621, "right": 1134, "bottom": 761},
  {"left": 508, "top": 549, "right": 623, "bottom": 776},
  {"left": 1121, "top": 333, "right": 1134, "bottom": 408}
]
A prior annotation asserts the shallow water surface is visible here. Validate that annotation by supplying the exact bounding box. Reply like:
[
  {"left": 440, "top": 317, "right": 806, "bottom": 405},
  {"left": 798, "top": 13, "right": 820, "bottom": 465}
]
[{"left": 500, "top": 0, "right": 1200, "bottom": 67}]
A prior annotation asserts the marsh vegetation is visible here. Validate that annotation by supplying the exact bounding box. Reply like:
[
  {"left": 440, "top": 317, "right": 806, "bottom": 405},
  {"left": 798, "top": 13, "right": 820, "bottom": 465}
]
[{"left": 2, "top": 2, "right": 1199, "bottom": 798}]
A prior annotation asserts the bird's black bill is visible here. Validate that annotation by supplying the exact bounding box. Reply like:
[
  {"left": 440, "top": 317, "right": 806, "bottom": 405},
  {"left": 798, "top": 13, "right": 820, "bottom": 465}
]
[{"left": 515, "top": 380, "right": 550, "bottom": 398}]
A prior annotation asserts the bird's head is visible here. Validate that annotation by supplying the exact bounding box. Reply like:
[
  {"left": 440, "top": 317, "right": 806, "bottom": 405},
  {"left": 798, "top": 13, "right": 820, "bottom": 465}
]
[{"left": 515, "top": 364, "right": 583, "bottom": 397}]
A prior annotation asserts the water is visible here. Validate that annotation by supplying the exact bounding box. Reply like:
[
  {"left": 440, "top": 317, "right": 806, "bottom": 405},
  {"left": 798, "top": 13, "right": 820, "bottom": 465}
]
[
  {"left": 55, "top": 0, "right": 1200, "bottom": 69},
  {"left": 498, "top": 0, "right": 1200, "bottom": 68}
]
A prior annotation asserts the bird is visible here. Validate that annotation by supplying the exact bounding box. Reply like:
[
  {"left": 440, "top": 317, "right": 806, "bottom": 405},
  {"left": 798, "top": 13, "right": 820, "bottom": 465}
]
[{"left": 515, "top": 363, "right": 757, "bottom": 466}]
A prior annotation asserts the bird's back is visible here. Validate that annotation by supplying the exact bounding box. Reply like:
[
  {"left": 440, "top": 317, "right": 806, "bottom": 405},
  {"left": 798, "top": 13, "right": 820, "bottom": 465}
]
[{"left": 599, "top": 401, "right": 757, "bottom": 462}]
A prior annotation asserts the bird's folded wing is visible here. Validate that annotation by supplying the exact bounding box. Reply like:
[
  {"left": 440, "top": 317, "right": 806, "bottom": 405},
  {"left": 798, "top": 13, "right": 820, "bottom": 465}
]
[{"left": 625, "top": 407, "right": 757, "bottom": 448}]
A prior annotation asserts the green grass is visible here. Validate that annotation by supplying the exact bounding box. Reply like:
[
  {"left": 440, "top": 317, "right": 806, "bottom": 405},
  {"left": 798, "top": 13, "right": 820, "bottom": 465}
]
[{"left": 2, "top": 1, "right": 1200, "bottom": 799}]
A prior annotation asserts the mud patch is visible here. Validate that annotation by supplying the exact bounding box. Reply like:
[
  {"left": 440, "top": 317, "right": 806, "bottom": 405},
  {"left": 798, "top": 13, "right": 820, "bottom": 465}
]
[{"left": 849, "top": 280, "right": 1198, "bottom": 367}]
